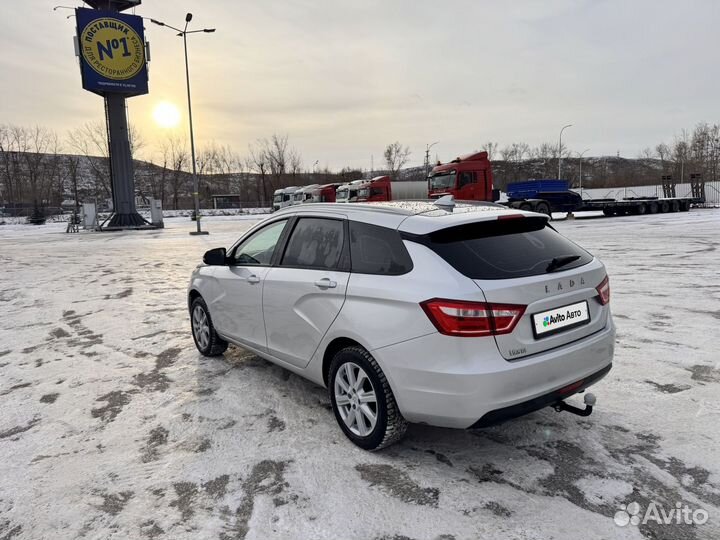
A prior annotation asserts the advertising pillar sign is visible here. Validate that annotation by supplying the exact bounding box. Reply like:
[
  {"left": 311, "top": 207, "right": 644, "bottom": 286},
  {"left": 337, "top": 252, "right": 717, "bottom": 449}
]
[
  {"left": 76, "top": 8, "right": 149, "bottom": 96},
  {"left": 75, "top": 4, "right": 151, "bottom": 229}
]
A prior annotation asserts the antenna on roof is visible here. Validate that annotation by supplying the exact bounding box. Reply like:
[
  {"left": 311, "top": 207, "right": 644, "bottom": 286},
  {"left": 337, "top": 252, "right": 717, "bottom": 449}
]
[{"left": 433, "top": 195, "right": 455, "bottom": 212}]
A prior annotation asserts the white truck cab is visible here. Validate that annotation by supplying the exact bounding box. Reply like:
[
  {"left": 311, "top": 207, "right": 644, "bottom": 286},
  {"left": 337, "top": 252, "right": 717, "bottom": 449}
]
[{"left": 272, "top": 186, "right": 300, "bottom": 211}]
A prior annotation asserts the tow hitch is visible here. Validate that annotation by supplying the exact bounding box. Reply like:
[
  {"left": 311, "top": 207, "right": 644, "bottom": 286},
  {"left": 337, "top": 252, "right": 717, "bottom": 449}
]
[{"left": 554, "top": 393, "right": 596, "bottom": 417}]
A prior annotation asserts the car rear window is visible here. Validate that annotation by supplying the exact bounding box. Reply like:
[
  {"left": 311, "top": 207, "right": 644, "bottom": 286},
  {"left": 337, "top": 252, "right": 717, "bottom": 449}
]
[
  {"left": 349, "top": 221, "right": 413, "bottom": 275},
  {"left": 406, "top": 217, "right": 593, "bottom": 280}
]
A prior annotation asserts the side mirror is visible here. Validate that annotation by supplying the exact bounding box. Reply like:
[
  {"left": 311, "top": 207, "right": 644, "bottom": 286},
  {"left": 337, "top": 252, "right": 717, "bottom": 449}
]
[{"left": 203, "top": 247, "right": 227, "bottom": 266}]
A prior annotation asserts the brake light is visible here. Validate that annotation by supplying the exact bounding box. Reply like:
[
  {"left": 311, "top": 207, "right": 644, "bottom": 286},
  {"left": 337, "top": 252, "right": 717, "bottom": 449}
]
[
  {"left": 498, "top": 214, "right": 524, "bottom": 221},
  {"left": 596, "top": 275, "right": 610, "bottom": 305},
  {"left": 420, "top": 299, "right": 526, "bottom": 337}
]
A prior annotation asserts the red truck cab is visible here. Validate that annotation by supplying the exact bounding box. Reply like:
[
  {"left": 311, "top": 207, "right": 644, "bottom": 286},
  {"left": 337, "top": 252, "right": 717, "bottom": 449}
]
[
  {"left": 427, "top": 151, "right": 494, "bottom": 202},
  {"left": 356, "top": 176, "right": 392, "bottom": 202},
  {"left": 318, "top": 183, "right": 339, "bottom": 203}
]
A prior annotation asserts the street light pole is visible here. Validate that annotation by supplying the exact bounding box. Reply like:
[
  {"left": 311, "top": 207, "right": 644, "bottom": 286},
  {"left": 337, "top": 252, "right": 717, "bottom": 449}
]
[
  {"left": 150, "top": 14, "right": 215, "bottom": 236},
  {"left": 558, "top": 124, "right": 573, "bottom": 180},
  {"left": 577, "top": 148, "right": 589, "bottom": 198},
  {"left": 182, "top": 17, "right": 204, "bottom": 235},
  {"left": 425, "top": 141, "right": 439, "bottom": 178}
]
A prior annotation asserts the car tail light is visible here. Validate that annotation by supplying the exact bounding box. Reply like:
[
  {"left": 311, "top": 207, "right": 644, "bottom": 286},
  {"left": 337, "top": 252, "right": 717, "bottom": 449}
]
[
  {"left": 420, "top": 299, "right": 526, "bottom": 337},
  {"left": 596, "top": 275, "right": 610, "bottom": 305}
]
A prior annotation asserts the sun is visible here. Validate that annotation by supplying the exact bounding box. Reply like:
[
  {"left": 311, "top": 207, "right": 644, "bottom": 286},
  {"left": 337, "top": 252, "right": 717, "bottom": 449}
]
[{"left": 153, "top": 101, "right": 181, "bottom": 128}]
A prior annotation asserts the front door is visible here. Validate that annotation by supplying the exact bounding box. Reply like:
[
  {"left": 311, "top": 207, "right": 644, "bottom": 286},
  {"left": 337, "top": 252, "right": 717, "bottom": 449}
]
[{"left": 211, "top": 218, "right": 289, "bottom": 351}]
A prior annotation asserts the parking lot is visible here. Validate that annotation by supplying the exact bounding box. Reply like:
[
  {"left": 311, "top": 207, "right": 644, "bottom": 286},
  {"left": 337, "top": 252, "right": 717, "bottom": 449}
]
[{"left": 1, "top": 209, "right": 719, "bottom": 540}]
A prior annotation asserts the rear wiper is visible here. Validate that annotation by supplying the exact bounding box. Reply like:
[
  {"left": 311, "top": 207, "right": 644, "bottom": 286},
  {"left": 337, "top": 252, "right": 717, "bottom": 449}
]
[{"left": 546, "top": 255, "right": 581, "bottom": 273}]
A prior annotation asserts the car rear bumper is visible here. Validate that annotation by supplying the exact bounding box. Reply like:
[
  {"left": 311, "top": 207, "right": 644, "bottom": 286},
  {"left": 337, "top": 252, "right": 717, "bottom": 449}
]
[
  {"left": 372, "top": 318, "right": 615, "bottom": 429},
  {"left": 469, "top": 362, "right": 611, "bottom": 428}
]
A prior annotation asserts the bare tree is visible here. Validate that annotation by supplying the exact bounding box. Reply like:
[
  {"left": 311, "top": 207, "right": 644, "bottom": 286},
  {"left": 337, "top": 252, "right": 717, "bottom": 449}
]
[
  {"left": 289, "top": 147, "right": 303, "bottom": 183},
  {"left": 482, "top": 142, "right": 499, "bottom": 160},
  {"left": 0, "top": 125, "right": 23, "bottom": 207},
  {"left": 165, "top": 136, "right": 189, "bottom": 209},
  {"left": 248, "top": 142, "right": 269, "bottom": 202},
  {"left": 384, "top": 141, "right": 411, "bottom": 180},
  {"left": 66, "top": 121, "right": 144, "bottom": 201}
]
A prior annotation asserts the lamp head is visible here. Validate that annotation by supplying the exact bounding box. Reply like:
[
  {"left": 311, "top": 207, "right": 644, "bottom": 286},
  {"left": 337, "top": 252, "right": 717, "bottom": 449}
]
[{"left": 185, "top": 12, "right": 193, "bottom": 22}]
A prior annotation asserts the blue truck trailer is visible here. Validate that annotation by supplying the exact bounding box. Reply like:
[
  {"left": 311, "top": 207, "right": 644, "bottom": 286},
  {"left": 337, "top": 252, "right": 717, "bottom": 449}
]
[{"left": 500, "top": 180, "right": 701, "bottom": 217}]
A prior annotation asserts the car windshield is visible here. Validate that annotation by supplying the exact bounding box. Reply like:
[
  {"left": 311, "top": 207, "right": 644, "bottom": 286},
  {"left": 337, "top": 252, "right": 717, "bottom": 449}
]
[
  {"left": 273, "top": 194, "right": 283, "bottom": 203},
  {"left": 429, "top": 170, "right": 456, "bottom": 191},
  {"left": 358, "top": 188, "right": 370, "bottom": 199},
  {"left": 336, "top": 188, "right": 348, "bottom": 200}
]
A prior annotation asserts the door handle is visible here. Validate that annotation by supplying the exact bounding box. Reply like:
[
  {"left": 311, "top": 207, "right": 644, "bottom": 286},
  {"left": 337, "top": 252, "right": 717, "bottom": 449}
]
[
  {"left": 247, "top": 275, "right": 261, "bottom": 284},
  {"left": 314, "top": 278, "right": 337, "bottom": 289}
]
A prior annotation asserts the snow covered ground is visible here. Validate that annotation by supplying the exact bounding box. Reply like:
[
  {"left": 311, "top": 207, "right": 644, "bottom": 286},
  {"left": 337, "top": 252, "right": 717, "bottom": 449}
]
[{"left": 1, "top": 210, "right": 719, "bottom": 540}]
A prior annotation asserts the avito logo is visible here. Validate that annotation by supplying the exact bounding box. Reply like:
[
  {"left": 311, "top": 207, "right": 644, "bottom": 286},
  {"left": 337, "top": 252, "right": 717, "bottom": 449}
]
[{"left": 543, "top": 313, "right": 565, "bottom": 328}]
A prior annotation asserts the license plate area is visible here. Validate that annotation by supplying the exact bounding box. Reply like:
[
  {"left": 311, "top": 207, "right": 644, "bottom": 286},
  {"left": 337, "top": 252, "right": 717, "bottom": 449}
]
[{"left": 532, "top": 300, "right": 590, "bottom": 339}]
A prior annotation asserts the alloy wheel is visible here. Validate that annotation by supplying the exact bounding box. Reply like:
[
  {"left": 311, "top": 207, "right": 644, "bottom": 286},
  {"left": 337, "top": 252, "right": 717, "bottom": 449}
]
[
  {"left": 192, "top": 305, "right": 210, "bottom": 350},
  {"left": 334, "top": 362, "right": 378, "bottom": 436}
]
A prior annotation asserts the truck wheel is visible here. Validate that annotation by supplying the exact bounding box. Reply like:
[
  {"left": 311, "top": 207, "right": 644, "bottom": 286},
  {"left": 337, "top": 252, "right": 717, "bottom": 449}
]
[
  {"left": 670, "top": 201, "right": 680, "bottom": 212},
  {"left": 681, "top": 201, "right": 691, "bottom": 212},
  {"left": 648, "top": 202, "right": 659, "bottom": 214},
  {"left": 603, "top": 207, "right": 615, "bottom": 217},
  {"left": 329, "top": 346, "right": 408, "bottom": 451},
  {"left": 636, "top": 203, "right": 647, "bottom": 215},
  {"left": 534, "top": 201, "right": 551, "bottom": 217},
  {"left": 190, "top": 296, "right": 228, "bottom": 356},
  {"left": 518, "top": 202, "right": 532, "bottom": 211},
  {"left": 659, "top": 201, "right": 670, "bottom": 213}
]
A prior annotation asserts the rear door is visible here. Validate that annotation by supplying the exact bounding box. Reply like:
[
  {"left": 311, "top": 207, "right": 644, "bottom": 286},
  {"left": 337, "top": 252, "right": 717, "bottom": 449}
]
[
  {"left": 263, "top": 216, "right": 350, "bottom": 368},
  {"left": 420, "top": 217, "right": 609, "bottom": 359}
]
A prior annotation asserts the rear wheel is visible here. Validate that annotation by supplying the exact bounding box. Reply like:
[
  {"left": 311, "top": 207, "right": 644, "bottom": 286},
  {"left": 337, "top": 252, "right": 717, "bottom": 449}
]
[
  {"left": 681, "top": 200, "right": 691, "bottom": 212},
  {"left": 329, "top": 346, "right": 407, "bottom": 451},
  {"left": 648, "top": 201, "right": 659, "bottom": 214},
  {"left": 190, "top": 296, "right": 228, "bottom": 356},
  {"left": 670, "top": 200, "right": 680, "bottom": 212},
  {"left": 518, "top": 202, "right": 532, "bottom": 212},
  {"left": 635, "top": 203, "right": 647, "bottom": 215},
  {"left": 534, "top": 201, "right": 551, "bottom": 218},
  {"left": 603, "top": 207, "right": 615, "bottom": 216},
  {"left": 659, "top": 200, "right": 670, "bottom": 213}
]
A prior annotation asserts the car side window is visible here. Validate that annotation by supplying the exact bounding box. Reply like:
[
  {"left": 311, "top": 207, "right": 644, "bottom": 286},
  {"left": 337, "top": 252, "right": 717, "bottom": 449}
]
[
  {"left": 233, "top": 219, "right": 288, "bottom": 266},
  {"left": 281, "top": 218, "right": 344, "bottom": 269},
  {"left": 349, "top": 221, "right": 413, "bottom": 275}
]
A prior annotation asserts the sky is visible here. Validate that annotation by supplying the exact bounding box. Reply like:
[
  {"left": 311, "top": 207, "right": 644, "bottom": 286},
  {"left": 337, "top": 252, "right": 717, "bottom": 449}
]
[{"left": 1, "top": 0, "right": 718, "bottom": 170}]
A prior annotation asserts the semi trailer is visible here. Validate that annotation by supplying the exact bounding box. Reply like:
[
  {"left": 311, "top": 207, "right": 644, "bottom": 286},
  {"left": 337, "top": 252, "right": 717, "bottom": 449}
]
[{"left": 427, "top": 151, "right": 703, "bottom": 217}]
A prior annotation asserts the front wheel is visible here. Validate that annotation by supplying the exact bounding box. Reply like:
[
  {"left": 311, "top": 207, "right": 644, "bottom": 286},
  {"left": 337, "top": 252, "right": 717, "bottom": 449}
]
[
  {"left": 190, "top": 296, "right": 228, "bottom": 356},
  {"left": 329, "top": 346, "right": 407, "bottom": 451}
]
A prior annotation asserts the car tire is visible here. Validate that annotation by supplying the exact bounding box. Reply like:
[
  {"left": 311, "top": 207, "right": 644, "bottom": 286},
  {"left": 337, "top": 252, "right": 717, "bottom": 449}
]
[
  {"left": 518, "top": 202, "right": 532, "bottom": 211},
  {"left": 329, "top": 346, "right": 408, "bottom": 451},
  {"left": 190, "top": 296, "right": 228, "bottom": 356}
]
